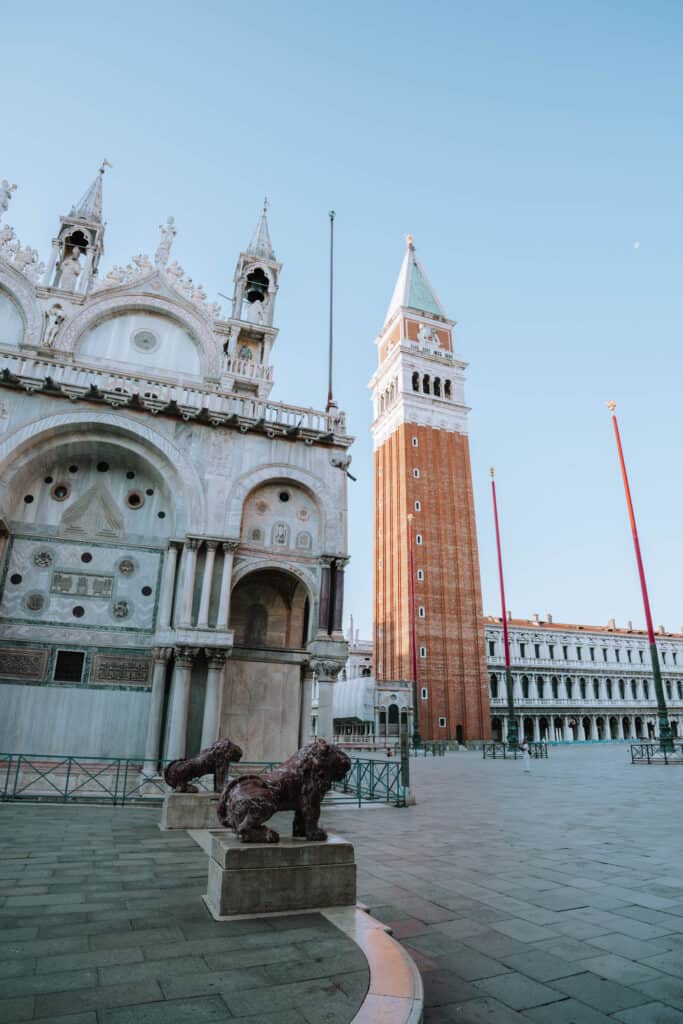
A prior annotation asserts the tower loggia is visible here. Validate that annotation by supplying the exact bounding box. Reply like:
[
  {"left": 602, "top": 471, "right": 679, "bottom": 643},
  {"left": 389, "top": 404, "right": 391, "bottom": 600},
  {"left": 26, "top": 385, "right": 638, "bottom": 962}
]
[{"left": 369, "top": 236, "right": 491, "bottom": 741}]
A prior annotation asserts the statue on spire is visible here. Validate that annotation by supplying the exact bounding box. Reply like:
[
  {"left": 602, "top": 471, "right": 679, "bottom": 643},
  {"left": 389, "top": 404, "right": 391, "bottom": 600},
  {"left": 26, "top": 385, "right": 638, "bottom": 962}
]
[
  {"left": 0, "top": 180, "right": 17, "bottom": 223},
  {"left": 155, "top": 215, "right": 176, "bottom": 268}
]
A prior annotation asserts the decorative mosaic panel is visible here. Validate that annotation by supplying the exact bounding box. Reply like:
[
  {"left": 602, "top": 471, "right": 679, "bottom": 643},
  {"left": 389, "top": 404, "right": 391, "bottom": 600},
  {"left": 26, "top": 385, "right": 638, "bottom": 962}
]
[
  {"left": 51, "top": 572, "right": 115, "bottom": 598},
  {"left": 0, "top": 647, "right": 49, "bottom": 681},
  {"left": 90, "top": 654, "right": 152, "bottom": 686}
]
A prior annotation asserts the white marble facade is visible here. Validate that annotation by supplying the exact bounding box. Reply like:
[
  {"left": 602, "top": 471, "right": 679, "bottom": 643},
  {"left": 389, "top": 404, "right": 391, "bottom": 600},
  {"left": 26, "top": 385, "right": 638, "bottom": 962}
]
[{"left": 0, "top": 169, "right": 350, "bottom": 763}]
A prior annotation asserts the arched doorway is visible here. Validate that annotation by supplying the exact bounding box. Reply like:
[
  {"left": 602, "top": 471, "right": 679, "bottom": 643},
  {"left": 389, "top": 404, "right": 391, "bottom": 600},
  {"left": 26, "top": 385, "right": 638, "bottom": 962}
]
[
  {"left": 672, "top": 720, "right": 679, "bottom": 738},
  {"left": 539, "top": 716, "right": 549, "bottom": 741},
  {"left": 387, "top": 704, "right": 399, "bottom": 737},
  {"left": 491, "top": 717, "right": 503, "bottom": 741},
  {"left": 609, "top": 716, "right": 618, "bottom": 739},
  {"left": 635, "top": 716, "right": 644, "bottom": 739},
  {"left": 622, "top": 717, "right": 631, "bottom": 739},
  {"left": 523, "top": 717, "right": 534, "bottom": 740},
  {"left": 582, "top": 716, "right": 591, "bottom": 740},
  {"left": 596, "top": 717, "right": 605, "bottom": 740},
  {"left": 553, "top": 717, "right": 563, "bottom": 741}
]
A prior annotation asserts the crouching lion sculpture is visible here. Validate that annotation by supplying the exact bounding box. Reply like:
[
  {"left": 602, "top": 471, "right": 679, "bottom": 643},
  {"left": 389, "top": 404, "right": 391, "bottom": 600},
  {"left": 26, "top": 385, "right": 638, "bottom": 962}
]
[
  {"left": 164, "top": 737, "right": 243, "bottom": 793},
  {"left": 218, "top": 738, "right": 351, "bottom": 843}
]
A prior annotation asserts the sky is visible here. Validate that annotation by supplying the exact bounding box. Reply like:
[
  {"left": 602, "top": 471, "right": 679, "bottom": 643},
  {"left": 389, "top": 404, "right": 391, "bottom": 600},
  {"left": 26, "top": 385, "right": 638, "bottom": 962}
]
[{"left": 4, "top": 1, "right": 683, "bottom": 639}]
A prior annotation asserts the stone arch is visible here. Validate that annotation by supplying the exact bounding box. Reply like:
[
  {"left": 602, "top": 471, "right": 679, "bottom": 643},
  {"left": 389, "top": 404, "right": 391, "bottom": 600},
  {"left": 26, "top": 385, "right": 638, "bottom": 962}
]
[
  {"left": 55, "top": 289, "right": 221, "bottom": 377},
  {"left": 229, "top": 564, "right": 312, "bottom": 650},
  {"left": 225, "top": 464, "right": 338, "bottom": 552},
  {"left": 0, "top": 409, "right": 205, "bottom": 533},
  {"left": 0, "top": 260, "right": 43, "bottom": 343}
]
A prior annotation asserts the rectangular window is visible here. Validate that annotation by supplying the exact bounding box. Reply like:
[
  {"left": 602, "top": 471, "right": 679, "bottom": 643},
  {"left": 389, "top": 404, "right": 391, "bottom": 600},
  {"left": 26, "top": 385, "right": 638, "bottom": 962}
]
[
  {"left": 534, "top": 643, "right": 540, "bottom": 658},
  {"left": 548, "top": 645, "right": 555, "bottom": 660},
  {"left": 54, "top": 650, "right": 85, "bottom": 683},
  {"left": 419, "top": 646, "right": 427, "bottom": 658},
  {"left": 615, "top": 650, "right": 620, "bottom": 662},
  {"left": 488, "top": 640, "right": 495, "bottom": 656},
  {"left": 413, "top": 468, "right": 420, "bottom": 479},
  {"left": 627, "top": 649, "right": 632, "bottom": 663},
  {"left": 438, "top": 716, "right": 447, "bottom": 728},
  {"left": 674, "top": 652, "right": 678, "bottom": 665},
  {"left": 418, "top": 606, "right": 425, "bottom": 618},
  {"left": 589, "top": 647, "right": 595, "bottom": 661},
  {"left": 639, "top": 650, "right": 644, "bottom": 663},
  {"left": 662, "top": 651, "right": 667, "bottom": 664},
  {"left": 420, "top": 687, "right": 428, "bottom": 700},
  {"left": 416, "top": 569, "right": 424, "bottom": 581},
  {"left": 602, "top": 648, "right": 608, "bottom": 662},
  {"left": 562, "top": 645, "right": 568, "bottom": 660},
  {"left": 411, "top": 436, "right": 419, "bottom": 448},
  {"left": 519, "top": 642, "right": 526, "bottom": 658},
  {"left": 576, "top": 647, "right": 582, "bottom": 661}
]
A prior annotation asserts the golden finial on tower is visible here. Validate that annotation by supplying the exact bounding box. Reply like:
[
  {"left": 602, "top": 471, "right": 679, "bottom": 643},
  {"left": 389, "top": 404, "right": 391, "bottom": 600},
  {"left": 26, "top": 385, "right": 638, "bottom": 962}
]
[
  {"left": 606, "top": 399, "right": 617, "bottom": 414},
  {"left": 490, "top": 466, "right": 495, "bottom": 478},
  {"left": 406, "top": 233, "right": 414, "bottom": 250}
]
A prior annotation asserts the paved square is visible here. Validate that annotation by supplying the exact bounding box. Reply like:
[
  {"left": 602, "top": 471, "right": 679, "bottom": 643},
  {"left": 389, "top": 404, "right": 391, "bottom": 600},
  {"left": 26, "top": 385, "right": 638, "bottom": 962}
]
[{"left": 327, "top": 744, "right": 683, "bottom": 1022}]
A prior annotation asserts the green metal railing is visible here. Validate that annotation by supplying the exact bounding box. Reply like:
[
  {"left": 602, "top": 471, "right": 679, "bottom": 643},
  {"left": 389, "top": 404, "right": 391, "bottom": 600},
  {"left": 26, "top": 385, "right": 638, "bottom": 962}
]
[
  {"left": 0, "top": 753, "right": 407, "bottom": 808},
  {"left": 630, "top": 742, "right": 683, "bottom": 765},
  {"left": 482, "top": 741, "right": 548, "bottom": 760}
]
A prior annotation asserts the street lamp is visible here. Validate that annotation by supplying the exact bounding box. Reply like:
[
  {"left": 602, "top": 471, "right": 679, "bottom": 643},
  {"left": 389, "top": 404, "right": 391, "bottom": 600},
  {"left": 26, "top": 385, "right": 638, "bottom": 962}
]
[
  {"left": 607, "top": 401, "right": 673, "bottom": 751},
  {"left": 490, "top": 468, "right": 518, "bottom": 750}
]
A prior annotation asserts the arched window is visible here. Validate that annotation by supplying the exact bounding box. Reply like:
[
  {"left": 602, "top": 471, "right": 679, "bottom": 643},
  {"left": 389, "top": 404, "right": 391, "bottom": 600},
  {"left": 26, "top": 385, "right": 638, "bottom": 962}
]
[
  {"left": 551, "top": 677, "right": 559, "bottom": 699},
  {"left": 522, "top": 675, "right": 529, "bottom": 698},
  {"left": 444, "top": 380, "right": 452, "bottom": 399},
  {"left": 422, "top": 374, "right": 430, "bottom": 394},
  {"left": 580, "top": 678, "right": 586, "bottom": 699},
  {"left": 631, "top": 680, "right": 637, "bottom": 699},
  {"left": 537, "top": 676, "right": 544, "bottom": 699},
  {"left": 666, "top": 681, "right": 672, "bottom": 699},
  {"left": 565, "top": 677, "right": 573, "bottom": 699},
  {"left": 433, "top": 377, "right": 441, "bottom": 397},
  {"left": 245, "top": 603, "right": 268, "bottom": 646},
  {"left": 606, "top": 680, "right": 613, "bottom": 699},
  {"left": 618, "top": 679, "right": 625, "bottom": 699},
  {"left": 412, "top": 372, "right": 420, "bottom": 392},
  {"left": 643, "top": 680, "right": 649, "bottom": 699},
  {"left": 593, "top": 679, "right": 600, "bottom": 699},
  {"left": 490, "top": 674, "right": 498, "bottom": 699}
]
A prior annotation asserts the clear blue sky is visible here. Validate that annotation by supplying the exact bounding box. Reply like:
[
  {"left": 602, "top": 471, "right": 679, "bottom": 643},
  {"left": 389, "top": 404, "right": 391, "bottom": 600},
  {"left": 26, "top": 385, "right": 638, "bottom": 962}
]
[{"left": 5, "top": 1, "right": 683, "bottom": 638}]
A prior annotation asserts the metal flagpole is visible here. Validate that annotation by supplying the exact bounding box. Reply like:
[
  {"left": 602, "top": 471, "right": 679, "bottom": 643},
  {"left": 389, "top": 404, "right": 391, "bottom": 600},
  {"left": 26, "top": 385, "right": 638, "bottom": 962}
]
[
  {"left": 606, "top": 401, "right": 673, "bottom": 751},
  {"left": 407, "top": 514, "right": 421, "bottom": 748},
  {"left": 327, "top": 211, "right": 335, "bottom": 411},
  {"left": 490, "top": 468, "right": 518, "bottom": 750}
]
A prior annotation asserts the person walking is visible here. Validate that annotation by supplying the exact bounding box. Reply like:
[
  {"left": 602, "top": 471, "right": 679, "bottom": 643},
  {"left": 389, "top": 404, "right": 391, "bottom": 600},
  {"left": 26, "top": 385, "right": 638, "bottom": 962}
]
[{"left": 520, "top": 737, "right": 531, "bottom": 773}]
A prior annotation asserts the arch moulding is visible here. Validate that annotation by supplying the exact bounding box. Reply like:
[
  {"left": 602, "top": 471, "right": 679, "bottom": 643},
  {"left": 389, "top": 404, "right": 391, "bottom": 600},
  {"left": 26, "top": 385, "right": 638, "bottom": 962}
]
[{"left": 0, "top": 260, "right": 43, "bottom": 343}]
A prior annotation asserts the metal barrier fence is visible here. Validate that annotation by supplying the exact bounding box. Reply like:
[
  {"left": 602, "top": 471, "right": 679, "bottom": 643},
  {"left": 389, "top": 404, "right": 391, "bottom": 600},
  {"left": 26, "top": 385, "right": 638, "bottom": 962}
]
[
  {"left": 483, "top": 741, "right": 549, "bottom": 760},
  {"left": 0, "top": 753, "right": 407, "bottom": 808},
  {"left": 630, "top": 743, "right": 683, "bottom": 765}
]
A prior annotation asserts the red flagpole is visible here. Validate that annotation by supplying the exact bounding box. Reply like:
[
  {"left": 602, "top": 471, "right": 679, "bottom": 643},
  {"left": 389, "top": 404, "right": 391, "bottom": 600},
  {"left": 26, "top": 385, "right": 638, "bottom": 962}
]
[
  {"left": 607, "top": 401, "right": 672, "bottom": 750},
  {"left": 490, "top": 468, "right": 518, "bottom": 749}
]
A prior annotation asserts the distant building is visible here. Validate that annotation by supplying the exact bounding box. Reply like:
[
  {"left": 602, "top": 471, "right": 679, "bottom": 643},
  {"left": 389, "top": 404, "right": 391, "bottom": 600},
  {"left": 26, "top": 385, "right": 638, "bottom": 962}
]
[{"left": 485, "top": 615, "right": 683, "bottom": 742}]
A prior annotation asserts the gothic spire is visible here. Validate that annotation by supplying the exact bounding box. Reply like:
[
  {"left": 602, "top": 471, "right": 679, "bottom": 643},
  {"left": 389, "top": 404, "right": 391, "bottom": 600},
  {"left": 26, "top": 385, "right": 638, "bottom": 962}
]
[
  {"left": 69, "top": 159, "right": 111, "bottom": 224},
  {"left": 384, "top": 234, "right": 446, "bottom": 325},
  {"left": 247, "top": 197, "right": 275, "bottom": 260}
]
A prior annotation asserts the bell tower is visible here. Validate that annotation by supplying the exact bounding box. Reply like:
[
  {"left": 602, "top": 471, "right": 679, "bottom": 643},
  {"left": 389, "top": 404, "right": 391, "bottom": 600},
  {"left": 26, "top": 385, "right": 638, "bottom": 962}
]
[
  {"left": 370, "top": 236, "right": 491, "bottom": 742},
  {"left": 42, "top": 161, "right": 109, "bottom": 293}
]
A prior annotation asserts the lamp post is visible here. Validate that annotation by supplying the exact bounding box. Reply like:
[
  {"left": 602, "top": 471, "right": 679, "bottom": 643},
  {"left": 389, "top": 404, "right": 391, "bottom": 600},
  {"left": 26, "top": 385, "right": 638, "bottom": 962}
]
[
  {"left": 490, "top": 468, "right": 518, "bottom": 750},
  {"left": 407, "top": 514, "right": 421, "bottom": 748},
  {"left": 607, "top": 401, "right": 673, "bottom": 751}
]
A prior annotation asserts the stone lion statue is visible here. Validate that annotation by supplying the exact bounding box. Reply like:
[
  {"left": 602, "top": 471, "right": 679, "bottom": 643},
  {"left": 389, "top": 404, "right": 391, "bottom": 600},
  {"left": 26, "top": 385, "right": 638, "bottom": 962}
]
[
  {"left": 217, "top": 738, "right": 351, "bottom": 843},
  {"left": 164, "top": 737, "right": 243, "bottom": 793}
]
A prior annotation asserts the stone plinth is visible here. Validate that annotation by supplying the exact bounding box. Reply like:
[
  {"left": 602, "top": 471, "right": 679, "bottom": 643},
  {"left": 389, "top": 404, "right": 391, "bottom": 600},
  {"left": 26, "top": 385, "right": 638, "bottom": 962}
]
[
  {"left": 160, "top": 792, "right": 220, "bottom": 830},
  {"left": 204, "top": 832, "right": 356, "bottom": 919}
]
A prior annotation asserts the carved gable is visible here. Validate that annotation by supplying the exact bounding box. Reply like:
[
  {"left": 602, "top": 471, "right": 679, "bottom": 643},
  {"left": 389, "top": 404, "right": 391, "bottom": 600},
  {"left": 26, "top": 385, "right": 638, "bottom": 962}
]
[{"left": 61, "top": 484, "right": 123, "bottom": 538}]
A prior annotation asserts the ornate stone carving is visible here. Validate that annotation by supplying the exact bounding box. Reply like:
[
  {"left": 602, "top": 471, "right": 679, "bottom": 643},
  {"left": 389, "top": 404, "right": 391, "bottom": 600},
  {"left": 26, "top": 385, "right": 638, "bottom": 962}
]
[
  {"left": 112, "top": 600, "right": 130, "bottom": 619},
  {"left": 154, "top": 216, "right": 176, "bottom": 268},
  {"left": 0, "top": 647, "right": 48, "bottom": 681},
  {"left": 218, "top": 739, "right": 351, "bottom": 843},
  {"left": 311, "top": 659, "right": 344, "bottom": 680},
  {"left": 33, "top": 550, "right": 53, "bottom": 568},
  {"left": 152, "top": 646, "right": 174, "bottom": 663},
  {"left": 0, "top": 223, "right": 45, "bottom": 283},
  {"left": 90, "top": 654, "right": 152, "bottom": 685},
  {"left": 51, "top": 572, "right": 114, "bottom": 598},
  {"left": 0, "top": 180, "right": 17, "bottom": 221},
  {"left": 62, "top": 484, "right": 124, "bottom": 539},
  {"left": 205, "top": 647, "right": 229, "bottom": 669},
  {"left": 174, "top": 645, "right": 200, "bottom": 666},
  {"left": 43, "top": 304, "right": 65, "bottom": 348},
  {"left": 164, "top": 737, "right": 243, "bottom": 794}
]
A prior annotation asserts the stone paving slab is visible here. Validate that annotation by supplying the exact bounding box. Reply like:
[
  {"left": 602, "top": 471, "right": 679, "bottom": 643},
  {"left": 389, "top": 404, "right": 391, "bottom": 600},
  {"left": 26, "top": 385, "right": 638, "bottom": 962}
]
[{"left": 0, "top": 804, "right": 369, "bottom": 1024}]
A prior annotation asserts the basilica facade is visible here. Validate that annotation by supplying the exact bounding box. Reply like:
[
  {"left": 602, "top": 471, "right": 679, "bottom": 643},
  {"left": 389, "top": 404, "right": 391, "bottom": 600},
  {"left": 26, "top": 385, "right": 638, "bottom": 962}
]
[{"left": 0, "top": 168, "right": 350, "bottom": 764}]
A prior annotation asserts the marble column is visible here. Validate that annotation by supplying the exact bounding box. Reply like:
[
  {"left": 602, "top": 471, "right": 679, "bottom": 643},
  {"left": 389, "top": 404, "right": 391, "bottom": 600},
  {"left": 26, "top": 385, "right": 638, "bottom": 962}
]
[
  {"left": 312, "top": 659, "right": 342, "bottom": 742},
  {"left": 216, "top": 540, "right": 238, "bottom": 630},
  {"left": 317, "top": 559, "right": 333, "bottom": 633},
  {"left": 41, "top": 239, "right": 59, "bottom": 286},
  {"left": 200, "top": 648, "right": 228, "bottom": 749},
  {"left": 157, "top": 543, "right": 179, "bottom": 629},
  {"left": 299, "top": 666, "right": 314, "bottom": 747},
  {"left": 197, "top": 542, "right": 218, "bottom": 629},
  {"left": 374, "top": 706, "right": 381, "bottom": 741},
  {"left": 177, "top": 539, "right": 200, "bottom": 627},
  {"left": 578, "top": 717, "right": 586, "bottom": 741},
  {"left": 563, "top": 717, "right": 573, "bottom": 742},
  {"left": 533, "top": 717, "right": 541, "bottom": 742},
  {"left": 590, "top": 716, "right": 599, "bottom": 740},
  {"left": 166, "top": 648, "right": 197, "bottom": 760},
  {"left": 144, "top": 647, "right": 172, "bottom": 765},
  {"left": 502, "top": 717, "right": 508, "bottom": 742},
  {"left": 617, "top": 716, "right": 625, "bottom": 740}
]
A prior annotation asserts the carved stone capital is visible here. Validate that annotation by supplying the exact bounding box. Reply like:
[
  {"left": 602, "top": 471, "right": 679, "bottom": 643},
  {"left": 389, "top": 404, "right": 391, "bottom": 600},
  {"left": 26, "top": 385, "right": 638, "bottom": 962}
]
[
  {"left": 204, "top": 540, "right": 218, "bottom": 552},
  {"left": 333, "top": 556, "right": 350, "bottom": 571},
  {"left": 205, "top": 647, "right": 229, "bottom": 668},
  {"left": 152, "top": 646, "right": 173, "bottom": 663},
  {"left": 222, "top": 539, "right": 239, "bottom": 554},
  {"left": 186, "top": 538, "right": 201, "bottom": 551},
  {"left": 174, "top": 645, "right": 199, "bottom": 666},
  {"left": 311, "top": 659, "right": 344, "bottom": 681}
]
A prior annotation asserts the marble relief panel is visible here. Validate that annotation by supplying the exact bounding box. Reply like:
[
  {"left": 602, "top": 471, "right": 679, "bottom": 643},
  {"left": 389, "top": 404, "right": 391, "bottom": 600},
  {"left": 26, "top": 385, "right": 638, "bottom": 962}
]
[{"left": 0, "top": 536, "right": 162, "bottom": 631}]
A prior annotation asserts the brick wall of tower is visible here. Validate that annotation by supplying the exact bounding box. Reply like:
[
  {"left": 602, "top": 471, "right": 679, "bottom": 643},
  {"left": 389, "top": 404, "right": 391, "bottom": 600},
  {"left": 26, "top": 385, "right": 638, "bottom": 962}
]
[{"left": 374, "top": 422, "right": 491, "bottom": 741}]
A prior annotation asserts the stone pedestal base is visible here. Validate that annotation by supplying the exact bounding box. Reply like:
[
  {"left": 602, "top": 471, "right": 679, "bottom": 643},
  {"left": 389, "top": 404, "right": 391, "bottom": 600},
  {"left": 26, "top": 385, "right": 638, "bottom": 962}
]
[
  {"left": 204, "top": 832, "right": 356, "bottom": 919},
  {"left": 160, "top": 792, "right": 220, "bottom": 830}
]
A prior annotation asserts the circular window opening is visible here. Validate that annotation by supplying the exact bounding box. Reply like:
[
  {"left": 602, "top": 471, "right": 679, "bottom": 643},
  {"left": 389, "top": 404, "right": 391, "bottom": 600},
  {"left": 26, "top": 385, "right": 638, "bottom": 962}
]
[
  {"left": 279, "top": 491, "right": 290, "bottom": 503},
  {"left": 81, "top": 553, "right": 93, "bottom": 564},
  {"left": 23, "top": 494, "right": 34, "bottom": 504},
  {"left": 141, "top": 585, "right": 152, "bottom": 596},
  {"left": 44, "top": 475, "right": 53, "bottom": 484},
  {"left": 10, "top": 573, "right": 22, "bottom": 585},
  {"left": 132, "top": 329, "right": 159, "bottom": 353},
  {"left": 126, "top": 471, "right": 135, "bottom": 479},
  {"left": 157, "top": 511, "right": 166, "bottom": 519},
  {"left": 125, "top": 491, "right": 144, "bottom": 510},
  {"left": 145, "top": 488, "right": 154, "bottom": 496},
  {"left": 51, "top": 483, "right": 70, "bottom": 502},
  {"left": 97, "top": 461, "right": 109, "bottom": 473},
  {"left": 72, "top": 606, "right": 85, "bottom": 618},
  {"left": 68, "top": 464, "right": 78, "bottom": 474}
]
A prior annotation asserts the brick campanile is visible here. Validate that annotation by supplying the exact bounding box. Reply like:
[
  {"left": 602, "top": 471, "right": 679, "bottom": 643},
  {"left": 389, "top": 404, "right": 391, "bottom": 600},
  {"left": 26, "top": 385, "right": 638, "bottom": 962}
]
[{"left": 370, "top": 236, "right": 491, "bottom": 742}]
